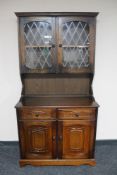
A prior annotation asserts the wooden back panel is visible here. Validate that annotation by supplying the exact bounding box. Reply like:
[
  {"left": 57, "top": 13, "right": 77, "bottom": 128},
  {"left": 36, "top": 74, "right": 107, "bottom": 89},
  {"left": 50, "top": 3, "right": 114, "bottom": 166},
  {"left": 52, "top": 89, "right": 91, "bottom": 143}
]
[{"left": 23, "top": 77, "right": 91, "bottom": 96}]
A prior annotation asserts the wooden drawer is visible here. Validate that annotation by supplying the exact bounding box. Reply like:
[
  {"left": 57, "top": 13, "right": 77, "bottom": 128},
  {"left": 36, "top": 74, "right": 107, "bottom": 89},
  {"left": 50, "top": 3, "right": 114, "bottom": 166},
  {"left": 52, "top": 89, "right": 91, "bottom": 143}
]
[
  {"left": 18, "top": 108, "right": 56, "bottom": 120},
  {"left": 57, "top": 108, "right": 96, "bottom": 120}
]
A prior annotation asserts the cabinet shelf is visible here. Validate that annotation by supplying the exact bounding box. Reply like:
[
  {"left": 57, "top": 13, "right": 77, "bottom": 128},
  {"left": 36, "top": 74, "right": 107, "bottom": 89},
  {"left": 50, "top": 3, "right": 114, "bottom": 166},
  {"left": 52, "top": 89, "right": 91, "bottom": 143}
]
[
  {"left": 62, "top": 45, "right": 89, "bottom": 48},
  {"left": 25, "top": 45, "right": 89, "bottom": 48},
  {"left": 25, "top": 45, "right": 52, "bottom": 48}
]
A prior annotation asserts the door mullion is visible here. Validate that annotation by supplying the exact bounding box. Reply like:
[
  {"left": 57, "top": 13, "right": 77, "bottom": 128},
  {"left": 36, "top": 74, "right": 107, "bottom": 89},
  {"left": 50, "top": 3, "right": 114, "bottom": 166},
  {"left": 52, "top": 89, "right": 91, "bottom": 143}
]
[
  {"left": 58, "top": 120, "right": 63, "bottom": 159},
  {"left": 56, "top": 17, "right": 62, "bottom": 72}
]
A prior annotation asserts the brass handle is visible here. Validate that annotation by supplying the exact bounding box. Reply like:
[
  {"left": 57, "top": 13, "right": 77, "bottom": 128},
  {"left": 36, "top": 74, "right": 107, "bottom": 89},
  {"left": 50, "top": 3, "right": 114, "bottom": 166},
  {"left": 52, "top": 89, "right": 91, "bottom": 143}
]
[
  {"left": 33, "top": 110, "right": 46, "bottom": 117},
  {"left": 75, "top": 113, "right": 79, "bottom": 117},
  {"left": 35, "top": 113, "right": 40, "bottom": 117}
]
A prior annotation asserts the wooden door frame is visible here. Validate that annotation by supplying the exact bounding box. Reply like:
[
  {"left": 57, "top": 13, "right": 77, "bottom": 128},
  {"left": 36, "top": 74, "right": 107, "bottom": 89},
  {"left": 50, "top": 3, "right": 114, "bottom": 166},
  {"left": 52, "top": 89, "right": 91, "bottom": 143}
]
[
  {"left": 56, "top": 17, "right": 96, "bottom": 73},
  {"left": 19, "top": 17, "right": 56, "bottom": 73}
]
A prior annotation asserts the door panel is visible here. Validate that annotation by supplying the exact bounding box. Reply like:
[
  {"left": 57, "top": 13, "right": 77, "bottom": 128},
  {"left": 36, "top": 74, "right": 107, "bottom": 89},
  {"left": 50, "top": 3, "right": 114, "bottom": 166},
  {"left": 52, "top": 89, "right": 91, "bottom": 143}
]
[
  {"left": 69, "top": 127, "right": 84, "bottom": 151},
  {"left": 20, "top": 120, "right": 56, "bottom": 159},
  {"left": 59, "top": 120, "right": 95, "bottom": 159},
  {"left": 58, "top": 17, "right": 95, "bottom": 73},
  {"left": 19, "top": 17, "right": 56, "bottom": 73}
]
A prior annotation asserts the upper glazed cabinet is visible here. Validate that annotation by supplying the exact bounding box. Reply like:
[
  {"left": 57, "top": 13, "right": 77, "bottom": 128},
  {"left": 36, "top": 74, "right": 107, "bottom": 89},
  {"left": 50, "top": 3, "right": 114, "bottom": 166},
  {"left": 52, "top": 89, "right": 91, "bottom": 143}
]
[{"left": 19, "top": 15, "right": 96, "bottom": 73}]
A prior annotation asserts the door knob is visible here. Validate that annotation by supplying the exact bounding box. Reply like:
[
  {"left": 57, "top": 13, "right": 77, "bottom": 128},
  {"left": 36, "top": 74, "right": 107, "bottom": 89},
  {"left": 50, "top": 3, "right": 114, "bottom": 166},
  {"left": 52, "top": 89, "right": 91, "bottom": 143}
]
[
  {"left": 52, "top": 136, "right": 56, "bottom": 141},
  {"left": 52, "top": 44, "right": 55, "bottom": 47},
  {"left": 59, "top": 44, "right": 62, "bottom": 47},
  {"left": 59, "top": 135, "right": 63, "bottom": 140}
]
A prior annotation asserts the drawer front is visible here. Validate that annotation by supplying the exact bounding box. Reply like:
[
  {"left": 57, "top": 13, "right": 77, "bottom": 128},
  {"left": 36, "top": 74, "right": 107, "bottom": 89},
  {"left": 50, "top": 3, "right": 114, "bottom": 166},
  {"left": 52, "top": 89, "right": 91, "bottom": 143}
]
[
  {"left": 18, "top": 108, "right": 56, "bottom": 120},
  {"left": 57, "top": 108, "right": 96, "bottom": 120}
]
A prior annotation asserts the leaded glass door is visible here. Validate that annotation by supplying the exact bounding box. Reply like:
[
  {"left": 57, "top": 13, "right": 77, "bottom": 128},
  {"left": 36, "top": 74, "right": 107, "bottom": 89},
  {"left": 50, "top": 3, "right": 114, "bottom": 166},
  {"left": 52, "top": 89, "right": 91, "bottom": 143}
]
[
  {"left": 58, "top": 17, "right": 95, "bottom": 73},
  {"left": 20, "top": 17, "right": 56, "bottom": 73}
]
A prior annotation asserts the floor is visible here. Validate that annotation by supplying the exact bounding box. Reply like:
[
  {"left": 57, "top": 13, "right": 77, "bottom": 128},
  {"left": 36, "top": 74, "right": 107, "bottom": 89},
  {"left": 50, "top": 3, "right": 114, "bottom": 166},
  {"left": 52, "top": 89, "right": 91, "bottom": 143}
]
[{"left": 0, "top": 141, "right": 117, "bottom": 175}]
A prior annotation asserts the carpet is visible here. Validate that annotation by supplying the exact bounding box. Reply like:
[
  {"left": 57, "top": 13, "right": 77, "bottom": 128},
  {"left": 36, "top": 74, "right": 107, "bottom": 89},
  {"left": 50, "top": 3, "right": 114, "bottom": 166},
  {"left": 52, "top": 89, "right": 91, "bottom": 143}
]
[{"left": 0, "top": 141, "right": 117, "bottom": 175}]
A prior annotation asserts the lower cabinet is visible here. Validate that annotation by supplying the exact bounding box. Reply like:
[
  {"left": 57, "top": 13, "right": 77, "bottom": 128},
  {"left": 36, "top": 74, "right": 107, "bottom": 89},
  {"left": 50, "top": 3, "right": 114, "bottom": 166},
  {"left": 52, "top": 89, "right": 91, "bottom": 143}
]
[
  {"left": 17, "top": 107, "right": 97, "bottom": 166},
  {"left": 18, "top": 120, "right": 96, "bottom": 160}
]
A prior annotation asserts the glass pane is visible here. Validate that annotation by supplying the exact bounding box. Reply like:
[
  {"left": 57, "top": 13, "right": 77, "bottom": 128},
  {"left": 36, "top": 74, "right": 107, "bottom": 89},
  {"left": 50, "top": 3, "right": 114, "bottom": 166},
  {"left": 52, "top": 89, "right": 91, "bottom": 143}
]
[
  {"left": 24, "top": 21, "right": 53, "bottom": 69},
  {"left": 63, "top": 47, "right": 89, "bottom": 68},
  {"left": 25, "top": 47, "right": 52, "bottom": 69},
  {"left": 62, "top": 21, "right": 89, "bottom": 68}
]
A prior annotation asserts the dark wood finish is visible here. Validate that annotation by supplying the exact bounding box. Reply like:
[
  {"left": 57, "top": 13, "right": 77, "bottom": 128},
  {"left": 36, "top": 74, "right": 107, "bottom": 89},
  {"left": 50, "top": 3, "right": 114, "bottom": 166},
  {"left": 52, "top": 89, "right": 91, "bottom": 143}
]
[
  {"left": 20, "top": 159, "right": 96, "bottom": 166},
  {"left": 21, "top": 72, "right": 93, "bottom": 77},
  {"left": 18, "top": 14, "right": 97, "bottom": 74},
  {"left": 18, "top": 120, "right": 56, "bottom": 159},
  {"left": 19, "top": 17, "right": 56, "bottom": 73},
  {"left": 15, "top": 12, "right": 99, "bottom": 17},
  {"left": 18, "top": 108, "right": 56, "bottom": 120},
  {"left": 57, "top": 107, "right": 96, "bottom": 120},
  {"left": 57, "top": 17, "right": 96, "bottom": 73},
  {"left": 24, "top": 77, "right": 90, "bottom": 96},
  {"left": 58, "top": 120, "right": 63, "bottom": 158},
  {"left": 15, "top": 12, "right": 99, "bottom": 167},
  {"left": 18, "top": 96, "right": 99, "bottom": 107},
  {"left": 61, "top": 120, "right": 95, "bottom": 159}
]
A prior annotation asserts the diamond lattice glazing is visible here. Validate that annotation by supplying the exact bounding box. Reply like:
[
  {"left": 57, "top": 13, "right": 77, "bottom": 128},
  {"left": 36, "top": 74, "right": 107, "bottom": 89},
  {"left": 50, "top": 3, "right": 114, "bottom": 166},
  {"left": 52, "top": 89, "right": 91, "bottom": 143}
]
[
  {"left": 24, "top": 21, "right": 53, "bottom": 69},
  {"left": 62, "top": 21, "right": 90, "bottom": 68}
]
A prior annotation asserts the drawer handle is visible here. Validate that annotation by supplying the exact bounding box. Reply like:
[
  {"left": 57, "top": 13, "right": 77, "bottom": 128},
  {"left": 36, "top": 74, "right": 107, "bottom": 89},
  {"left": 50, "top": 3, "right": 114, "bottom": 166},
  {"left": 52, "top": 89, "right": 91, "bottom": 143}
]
[
  {"left": 33, "top": 111, "right": 46, "bottom": 117},
  {"left": 75, "top": 113, "right": 79, "bottom": 117},
  {"left": 35, "top": 113, "right": 40, "bottom": 117}
]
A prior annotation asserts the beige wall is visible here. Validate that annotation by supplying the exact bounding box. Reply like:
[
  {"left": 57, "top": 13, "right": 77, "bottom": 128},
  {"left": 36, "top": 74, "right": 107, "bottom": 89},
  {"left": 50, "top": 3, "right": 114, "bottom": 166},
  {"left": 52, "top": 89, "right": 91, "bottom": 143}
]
[{"left": 0, "top": 0, "right": 117, "bottom": 140}]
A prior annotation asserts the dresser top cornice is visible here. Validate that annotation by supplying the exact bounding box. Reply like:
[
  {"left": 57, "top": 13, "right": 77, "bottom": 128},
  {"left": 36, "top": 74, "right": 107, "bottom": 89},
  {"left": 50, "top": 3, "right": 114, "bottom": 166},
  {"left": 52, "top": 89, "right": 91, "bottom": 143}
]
[{"left": 15, "top": 12, "right": 99, "bottom": 17}]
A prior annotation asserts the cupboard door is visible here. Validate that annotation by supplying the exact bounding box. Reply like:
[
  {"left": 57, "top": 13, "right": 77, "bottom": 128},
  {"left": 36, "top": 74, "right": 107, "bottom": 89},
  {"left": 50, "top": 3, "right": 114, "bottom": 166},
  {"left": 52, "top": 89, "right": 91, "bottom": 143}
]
[
  {"left": 19, "top": 120, "right": 56, "bottom": 159},
  {"left": 58, "top": 120, "right": 95, "bottom": 159},
  {"left": 19, "top": 17, "right": 56, "bottom": 73},
  {"left": 58, "top": 17, "right": 96, "bottom": 73}
]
